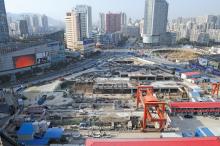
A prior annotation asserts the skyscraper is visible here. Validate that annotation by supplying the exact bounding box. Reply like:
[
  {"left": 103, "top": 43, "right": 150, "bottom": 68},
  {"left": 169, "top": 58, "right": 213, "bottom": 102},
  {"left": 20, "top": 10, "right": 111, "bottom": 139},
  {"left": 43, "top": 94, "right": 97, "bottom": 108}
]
[
  {"left": 22, "top": 15, "right": 32, "bottom": 33},
  {"left": 143, "top": 0, "right": 168, "bottom": 45},
  {"left": 99, "top": 13, "right": 106, "bottom": 34},
  {"left": 9, "top": 22, "right": 19, "bottom": 36},
  {"left": 19, "top": 20, "right": 29, "bottom": 37},
  {"left": 65, "top": 5, "right": 92, "bottom": 50},
  {"left": 0, "top": 0, "right": 9, "bottom": 43},
  {"left": 105, "top": 12, "right": 121, "bottom": 33},
  {"left": 207, "top": 15, "right": 217, "bottom": 29},
  {"left": 216, "top": 15, "right": 220, "bottom": 29},
  {"left": 65, "top": 11, "right": 79, "bottom": 50},
  {"left": 120, "top": 12, "right": 127, "bottom": 27},
  {"left": 41, "top": 15, "right": 49, "bottom": 32},
  {"left": 139, "top": 19, "right": 145, "bottom": 37},
  {"left": 32, "top": 15, "right": 40, "bottom": 33},
  {"left": 75, "top": 5, "right": 92, "bottom": 38}
]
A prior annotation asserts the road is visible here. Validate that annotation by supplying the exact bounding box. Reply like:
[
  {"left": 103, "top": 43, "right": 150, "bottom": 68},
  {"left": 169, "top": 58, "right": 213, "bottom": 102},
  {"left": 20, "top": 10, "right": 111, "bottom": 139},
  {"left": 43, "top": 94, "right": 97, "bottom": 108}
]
[
  {"left": 1, "top": 51, "right": 134, "bottom": 89},
  {"left": 2, "top": 42, "right": 186, "bottom": 89}
]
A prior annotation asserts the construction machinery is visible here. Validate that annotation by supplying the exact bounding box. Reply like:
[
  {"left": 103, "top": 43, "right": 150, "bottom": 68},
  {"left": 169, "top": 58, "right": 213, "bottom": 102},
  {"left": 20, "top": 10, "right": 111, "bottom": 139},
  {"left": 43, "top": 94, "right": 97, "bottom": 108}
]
[
  {"left": 136, "top": 86, "right": 167, "bottom": 132},
  {"left": 211, "top": 83, "right": 220, "bottom": 98}
]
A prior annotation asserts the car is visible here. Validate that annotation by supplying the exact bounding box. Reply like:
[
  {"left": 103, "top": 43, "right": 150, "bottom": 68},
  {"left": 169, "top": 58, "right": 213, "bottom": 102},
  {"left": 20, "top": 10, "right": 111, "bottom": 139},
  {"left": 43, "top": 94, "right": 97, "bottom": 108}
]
[
  {"left": 79, "top": 122, "right": 89, "bottom": 130},
  {"left": 92, "top": 133, "right": 101, "bottom": 138},
  {"left": 72, "top": 131, "right": 81, "bottom": 139},
  {"left": 16, "top": 87, "right": 24, "bottom": 92},
  {"left": 184, "top": 115, "right": 193, "bottom": 119}
]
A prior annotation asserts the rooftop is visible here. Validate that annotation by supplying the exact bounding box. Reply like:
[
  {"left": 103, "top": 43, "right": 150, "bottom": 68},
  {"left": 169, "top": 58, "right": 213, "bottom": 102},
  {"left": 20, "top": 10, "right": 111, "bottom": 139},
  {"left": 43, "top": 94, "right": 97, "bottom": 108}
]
[
  {"left": 170, "top": 102, "right": 220, "bottom": 109},
  {"left": 128, "top": 70, "right": 173, "bottom": 77},
  {"left": 201, "top": 54, "right": 220, "bottom": 62},
  {"left": 0, "top": 40, "right": 60, "bottom": 55},
  {"left": 18, "top": 139, "right": 49, "bottom": 146},
  {"left": 44, "top": 128, "right": 64, "bottom": 139},
  {"left": 85, "top": 137, "right": 220, "bottom": 146},
  {"left": 182, "top": 71, "right": 201, "bottom": 76},
  {"left": 95, "top": 77, "right": 130, "bottom": 84},
  {"left": 150, "top": 81, "right": 182, "bottom": 89},
  {"left": 17, "top": 123, "right": 34, "bottom": 135}
]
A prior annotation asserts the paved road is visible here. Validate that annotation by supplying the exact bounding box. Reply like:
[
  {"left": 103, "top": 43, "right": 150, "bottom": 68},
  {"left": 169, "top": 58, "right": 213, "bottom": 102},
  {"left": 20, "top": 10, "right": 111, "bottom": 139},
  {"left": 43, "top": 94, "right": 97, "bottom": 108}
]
[{"left": 1, "top": 51, "right": 133, "bottom": 89}]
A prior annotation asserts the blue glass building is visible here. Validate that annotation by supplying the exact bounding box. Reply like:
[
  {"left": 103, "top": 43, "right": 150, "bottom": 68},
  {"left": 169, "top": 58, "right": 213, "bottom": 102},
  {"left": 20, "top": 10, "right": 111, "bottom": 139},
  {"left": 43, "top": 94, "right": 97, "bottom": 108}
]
[{"left": 0, "top": 0, "right": 9, "bottom": 43}]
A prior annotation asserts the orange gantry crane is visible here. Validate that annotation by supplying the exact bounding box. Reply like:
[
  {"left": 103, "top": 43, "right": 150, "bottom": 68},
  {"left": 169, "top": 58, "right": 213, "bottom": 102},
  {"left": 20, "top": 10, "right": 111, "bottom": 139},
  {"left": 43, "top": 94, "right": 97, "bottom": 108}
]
[
  {"left": 136, "top": 86, "right": 167, "bottom": 132},
  {"left": 211, "top": 83, "right": 220, "bottom": 97}
]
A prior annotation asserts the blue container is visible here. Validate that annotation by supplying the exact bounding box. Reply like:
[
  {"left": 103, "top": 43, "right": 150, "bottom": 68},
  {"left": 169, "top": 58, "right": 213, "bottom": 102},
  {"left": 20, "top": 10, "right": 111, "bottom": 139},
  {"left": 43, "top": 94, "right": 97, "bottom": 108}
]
[{"left": 195, "top": 127, "right": 214, "bottom": 137}]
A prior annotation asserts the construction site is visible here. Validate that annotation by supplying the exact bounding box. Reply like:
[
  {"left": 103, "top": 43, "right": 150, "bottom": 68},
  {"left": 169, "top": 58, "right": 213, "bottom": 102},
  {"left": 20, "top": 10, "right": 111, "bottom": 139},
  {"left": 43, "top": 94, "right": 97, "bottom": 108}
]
[
  {"left": 151, "top": 48, "right": 202, "bottom": 62},
  {"left": 1, "top": 53, "right": 220, "bottom": 146}
]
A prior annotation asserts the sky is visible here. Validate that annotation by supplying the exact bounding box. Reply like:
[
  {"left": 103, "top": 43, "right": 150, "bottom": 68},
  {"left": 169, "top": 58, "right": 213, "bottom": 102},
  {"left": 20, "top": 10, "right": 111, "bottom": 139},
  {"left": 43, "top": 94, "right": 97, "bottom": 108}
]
[{"left": 5, "top": 0, "right": 220, "bottom": 22}]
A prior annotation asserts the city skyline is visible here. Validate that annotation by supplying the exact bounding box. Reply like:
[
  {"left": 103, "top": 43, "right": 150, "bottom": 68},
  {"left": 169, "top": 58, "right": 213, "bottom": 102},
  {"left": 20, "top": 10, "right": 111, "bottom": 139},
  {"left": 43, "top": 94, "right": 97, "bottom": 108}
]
[{"left": 5, "top": 0, "right": 220, "bottom": 22}]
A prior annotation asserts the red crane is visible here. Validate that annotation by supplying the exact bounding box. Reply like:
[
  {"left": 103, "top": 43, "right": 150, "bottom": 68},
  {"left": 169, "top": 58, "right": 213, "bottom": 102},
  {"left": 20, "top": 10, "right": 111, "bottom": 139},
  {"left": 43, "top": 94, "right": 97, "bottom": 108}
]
[
  {"left": 136, "top": 86, "right": 167, "bottom": 132},
  {"left": 211, "top": 83, "right": 220, "bottom": 97}
]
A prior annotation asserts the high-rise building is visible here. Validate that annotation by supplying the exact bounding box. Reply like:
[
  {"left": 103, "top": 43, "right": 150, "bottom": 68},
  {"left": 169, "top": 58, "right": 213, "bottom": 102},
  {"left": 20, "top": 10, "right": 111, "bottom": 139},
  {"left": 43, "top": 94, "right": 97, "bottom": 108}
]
[
  {"left": 65, "top": 5, "right": 92, "bottom": 50},
  {"left": 99, "top": 13, "right": 106, "bottom": 34},
  {"left": 19, "top": 20, "right": 29, "bottom": 37},
  {"left": 22, "top": 15, "right": 32, "bottom": 33},
  {"left": 207, "top": 15, "right": 217, "bottom": 29},
  {"left": 120, "top": 12, "right": 127, "bottom": 27},
  {"left": 9, "top": 22, "right": 19, "bottom": 36},
  {"left": 0, "top": 0, "right": 9, "bottom": 43},
  {"left": 32, "top": 15, "right": 40, "bottom": 33},
  {"left": 216, "top": 15, "right": 220, "bottom": 29},
  {"left": 105, "top": 12, "right": 121, "bottom": 33},
  {"left": 41, "top": 15, "right": 49, "bottom": 32},
  {"left": 65, "top": 11, "right": 79, "bottom": 50},
  {"left": 139, "top": 19, "right": 144, "bottom": 37},
  {"left": 75, "top": 5, "right": 92, "bottom": 38},
  {"left": 143, "top": 0, "right": 169, "bottom": 45}
]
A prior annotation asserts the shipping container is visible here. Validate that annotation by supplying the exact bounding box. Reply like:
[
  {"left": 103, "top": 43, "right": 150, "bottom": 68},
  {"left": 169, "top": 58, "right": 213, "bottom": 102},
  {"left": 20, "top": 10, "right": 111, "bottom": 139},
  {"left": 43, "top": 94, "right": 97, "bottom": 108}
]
[
  {"left": 175, "top": 69, "right": 193, "bottom": 78},
  {"left": 195, "top": 127, "right": 214, "bottom": 137},
  {"left": 181, "top": 72, "right": 201, "bottom": 79}
]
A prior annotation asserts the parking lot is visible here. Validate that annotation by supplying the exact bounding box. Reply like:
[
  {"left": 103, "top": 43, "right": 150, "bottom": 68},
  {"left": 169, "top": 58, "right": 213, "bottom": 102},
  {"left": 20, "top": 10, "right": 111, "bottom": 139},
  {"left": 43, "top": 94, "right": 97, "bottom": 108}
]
[{"left": 171, "top": 116, "right": 220, "bottom": 136}]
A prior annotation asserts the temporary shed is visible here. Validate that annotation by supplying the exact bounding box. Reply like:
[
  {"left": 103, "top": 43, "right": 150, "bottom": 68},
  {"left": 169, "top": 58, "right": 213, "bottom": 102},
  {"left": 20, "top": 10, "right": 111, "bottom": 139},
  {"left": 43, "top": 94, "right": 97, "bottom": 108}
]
[
  {"left": 17, "top": 123, "right": 34, "bottom": 141},
  {"left": 43, "top": 128, "right": 64, "bottom": 139}
]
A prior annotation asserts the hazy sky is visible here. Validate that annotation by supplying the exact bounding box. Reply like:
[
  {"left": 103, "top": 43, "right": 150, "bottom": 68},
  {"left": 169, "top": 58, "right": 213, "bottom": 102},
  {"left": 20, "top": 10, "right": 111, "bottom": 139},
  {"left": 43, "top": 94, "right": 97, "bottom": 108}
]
[{"left": 5, "top": 0, "right": 220, "bottom": 22}]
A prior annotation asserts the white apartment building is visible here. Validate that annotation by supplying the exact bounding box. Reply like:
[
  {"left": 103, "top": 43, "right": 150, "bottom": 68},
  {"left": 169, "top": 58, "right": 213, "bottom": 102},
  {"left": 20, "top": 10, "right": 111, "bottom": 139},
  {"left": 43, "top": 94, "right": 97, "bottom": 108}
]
[{"left": 65, "top": 5, "right": 92, "bottom": 50}]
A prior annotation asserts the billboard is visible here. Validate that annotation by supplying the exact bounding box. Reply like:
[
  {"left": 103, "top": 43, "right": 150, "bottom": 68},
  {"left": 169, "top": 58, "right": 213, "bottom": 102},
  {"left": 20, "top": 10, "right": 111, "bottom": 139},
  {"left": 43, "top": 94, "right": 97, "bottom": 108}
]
[
  {"left": 36, "top": 52, "right": 50, "bottom": 64},
  {"left": 14, "top": 54, "right": 36, "bottom": 69}
]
